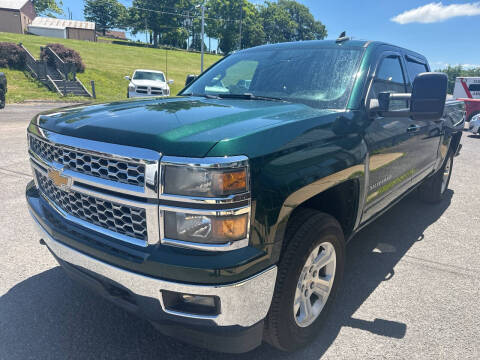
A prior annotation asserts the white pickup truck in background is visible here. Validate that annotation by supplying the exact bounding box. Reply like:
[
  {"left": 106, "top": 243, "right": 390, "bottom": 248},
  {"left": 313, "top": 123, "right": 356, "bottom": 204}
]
[{"left": 125, "top": 69, "right": 174, "bottom": 98}]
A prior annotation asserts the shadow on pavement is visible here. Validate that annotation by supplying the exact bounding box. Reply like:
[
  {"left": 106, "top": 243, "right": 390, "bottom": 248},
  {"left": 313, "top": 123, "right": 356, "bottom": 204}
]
[{"left": 0, "top": 191, "right": 452, "bottom": 360}]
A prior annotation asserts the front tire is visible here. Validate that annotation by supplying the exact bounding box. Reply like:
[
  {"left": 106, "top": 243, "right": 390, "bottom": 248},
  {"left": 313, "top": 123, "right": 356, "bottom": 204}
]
[
  {"left": 418, "top": 150, "right": 454, "bottom": 203},
  {"left": 264, "top": 209, "right": 345, "bottom": 351}
]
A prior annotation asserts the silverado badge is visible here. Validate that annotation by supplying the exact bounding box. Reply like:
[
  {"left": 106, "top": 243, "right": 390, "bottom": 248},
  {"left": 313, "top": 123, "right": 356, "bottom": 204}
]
[{"left": 47, "top": 169, "right": 71, "bottom": 190}]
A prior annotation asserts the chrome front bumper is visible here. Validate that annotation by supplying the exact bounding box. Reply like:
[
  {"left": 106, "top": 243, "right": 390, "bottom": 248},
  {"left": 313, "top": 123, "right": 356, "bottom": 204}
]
[{"left": 31, "top": 213, "right": 277, "bottom": 328}]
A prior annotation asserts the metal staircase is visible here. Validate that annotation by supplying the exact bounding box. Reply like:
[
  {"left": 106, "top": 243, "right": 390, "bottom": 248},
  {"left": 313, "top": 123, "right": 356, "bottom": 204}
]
[{"left": 20, "top": 44, "right": 92, "bottom": 98}]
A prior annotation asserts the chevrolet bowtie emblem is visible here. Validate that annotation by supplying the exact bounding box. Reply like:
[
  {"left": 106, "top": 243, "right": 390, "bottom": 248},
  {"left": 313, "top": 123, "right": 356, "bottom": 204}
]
[{"left": 47, "top": 169, "right": 71, "bottom": 190}]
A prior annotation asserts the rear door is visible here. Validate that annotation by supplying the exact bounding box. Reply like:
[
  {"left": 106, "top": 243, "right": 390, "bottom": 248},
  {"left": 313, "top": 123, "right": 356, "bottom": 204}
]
[{"left": 362, "top": 51, "right": 417, "bottom": 222}]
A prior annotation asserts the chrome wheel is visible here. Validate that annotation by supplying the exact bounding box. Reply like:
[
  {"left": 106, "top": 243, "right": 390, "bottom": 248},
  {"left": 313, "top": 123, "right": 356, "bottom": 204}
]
[
  {"left": 441, "top": 156, "right": 452, "bottom": 194},
  {"left": 294, "top": 242, "right": 336, "bottom": 328}
]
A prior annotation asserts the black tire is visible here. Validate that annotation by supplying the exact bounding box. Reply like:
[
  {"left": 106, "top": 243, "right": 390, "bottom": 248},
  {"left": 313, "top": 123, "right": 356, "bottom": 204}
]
[
  {"left": 264, "top": 209, "right": 345, "bottom": 352},
  {"left": 0, "top": 89, "right": 5, "bottom": 109},
  {"left": 418, "top": 151, "right": 454, "bottom": 203}
]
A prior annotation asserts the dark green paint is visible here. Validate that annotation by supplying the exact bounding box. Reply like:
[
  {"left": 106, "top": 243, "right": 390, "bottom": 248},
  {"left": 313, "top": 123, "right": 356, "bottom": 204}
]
[{"left": 27, "top": 40, "right": 464, "bottom": 284}]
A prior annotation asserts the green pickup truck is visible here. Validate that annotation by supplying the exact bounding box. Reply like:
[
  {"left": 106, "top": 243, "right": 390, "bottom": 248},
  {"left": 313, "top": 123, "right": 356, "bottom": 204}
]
[{"left": 26, "top": 39, "right": 464, "bottom": 353}]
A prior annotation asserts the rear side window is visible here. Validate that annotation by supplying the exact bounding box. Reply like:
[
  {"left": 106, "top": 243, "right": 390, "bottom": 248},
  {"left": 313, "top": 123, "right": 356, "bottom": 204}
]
[
  {"left": 406, "top": 59, "right": 429, "bottom": 83},
  {"left": 371, "top": 56, "right": 407, "bottom": 110}
]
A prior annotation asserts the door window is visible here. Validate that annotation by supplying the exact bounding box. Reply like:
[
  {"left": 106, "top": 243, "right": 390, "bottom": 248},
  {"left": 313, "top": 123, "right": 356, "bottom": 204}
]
[
  {"left": 406, "top": 58, "right": 429, "bottom": 83},
  {"left": 371, "top": 56, "right": 407, "bottom": 110}
]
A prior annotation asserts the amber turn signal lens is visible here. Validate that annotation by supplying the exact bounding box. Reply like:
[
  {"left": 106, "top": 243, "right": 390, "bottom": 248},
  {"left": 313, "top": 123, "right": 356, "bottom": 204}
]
[
  {"left": 218, "top": 170, "right": 247, "bottom": 194},
  {"left": 213, "top": 214, "right": 248, "bottom": 240}
]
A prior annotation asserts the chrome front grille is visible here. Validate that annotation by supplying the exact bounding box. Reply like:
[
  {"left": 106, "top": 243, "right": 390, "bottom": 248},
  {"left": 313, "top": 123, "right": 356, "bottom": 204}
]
[
  {"left": 135, "top": 86, "right": 163, "bottom": 95},
  {"left": 30, "top": 136, "right": 146, "bottom": 187},
  {"left": 36, "top": 170, "right": 148, "bottom": 241}
]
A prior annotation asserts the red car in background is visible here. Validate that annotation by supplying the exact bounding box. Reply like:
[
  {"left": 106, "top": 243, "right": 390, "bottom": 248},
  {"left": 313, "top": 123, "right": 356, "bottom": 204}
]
[{"left": 453, "top": 77, "right": 480, "bottom": 122}]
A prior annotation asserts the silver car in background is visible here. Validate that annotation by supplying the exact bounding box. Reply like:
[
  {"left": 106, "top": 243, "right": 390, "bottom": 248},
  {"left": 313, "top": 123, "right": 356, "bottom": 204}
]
[{"left": 469, "top": 113, "right": 480, "bottom": 134}]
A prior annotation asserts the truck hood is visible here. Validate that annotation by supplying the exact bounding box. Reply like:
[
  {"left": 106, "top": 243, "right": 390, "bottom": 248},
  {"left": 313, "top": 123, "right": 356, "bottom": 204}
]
[
  {"left": 130, "top": 79, "right": 168, "bottom": 88},
  {"left": 34, "top": 97, "right": 336, "bottom": 157}
]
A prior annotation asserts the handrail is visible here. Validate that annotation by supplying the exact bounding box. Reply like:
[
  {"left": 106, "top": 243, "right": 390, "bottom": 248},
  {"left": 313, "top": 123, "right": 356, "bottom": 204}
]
[
  {"left": 75, "top": 76, "right": 93, "bottom": 97},
  {"left": 18, "top": 43, "right": 92, "bottom": 98},
  {"left": 19, "top": 43, "right": 37, "bottom": 61},
  {"left": 46, "top": 75, "right": 63, "bottom": 96}
]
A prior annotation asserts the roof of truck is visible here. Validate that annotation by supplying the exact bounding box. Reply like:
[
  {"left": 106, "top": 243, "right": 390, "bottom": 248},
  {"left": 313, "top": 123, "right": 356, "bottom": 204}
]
[{"left": 242, "top": 39, "right": 427, "bottom": 62}]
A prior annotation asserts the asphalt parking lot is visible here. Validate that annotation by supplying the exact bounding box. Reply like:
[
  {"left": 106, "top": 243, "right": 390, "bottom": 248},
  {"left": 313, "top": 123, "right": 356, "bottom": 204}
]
[{"left": 0, "top": 103, "right": 479, "bottom": 359}]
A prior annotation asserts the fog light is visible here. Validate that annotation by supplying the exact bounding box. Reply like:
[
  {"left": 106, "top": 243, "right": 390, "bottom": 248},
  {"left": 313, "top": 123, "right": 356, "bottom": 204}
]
[{"left": 162, "top": 291, "right": 220, "bottom": 316}]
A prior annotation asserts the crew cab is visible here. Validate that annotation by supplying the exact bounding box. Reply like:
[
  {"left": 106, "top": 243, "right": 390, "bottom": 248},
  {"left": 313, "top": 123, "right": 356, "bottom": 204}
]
[
  {"left": 26, "top": 39, "right": 464, "bottom": 353},
  {"left": 0, "top": 72, "right": 6, "bottom": 109},
  {"left": 125, "top": 69, "right": 173, "bottom": 98}
]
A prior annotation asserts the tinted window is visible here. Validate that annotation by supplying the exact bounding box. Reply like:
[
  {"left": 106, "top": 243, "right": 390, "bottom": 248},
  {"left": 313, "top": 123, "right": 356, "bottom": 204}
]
[
  {"left": 133, "top": 71, "right": 165, "bottom": 82},
  {"left": 469, "top": 84, "right": 480, "bottom": 92},
  {"left": 406, "top": 59, "right": 428, "bottom": 83},
  {"left": 371, "top": 56, "right": 407, "bottom": 110},
  {"left": 182, "top": 47, "right": 364, "bottom": 109}
]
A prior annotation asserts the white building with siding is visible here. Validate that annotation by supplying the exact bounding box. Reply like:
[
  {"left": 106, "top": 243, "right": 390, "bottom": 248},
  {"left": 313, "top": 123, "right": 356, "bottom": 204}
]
[{"left": 28, "top": 17, "right": 96, "bottom": 42}]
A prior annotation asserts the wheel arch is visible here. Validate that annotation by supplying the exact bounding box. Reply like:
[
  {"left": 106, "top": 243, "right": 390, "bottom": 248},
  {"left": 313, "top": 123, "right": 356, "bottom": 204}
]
[{"left": 274, "top": 178, "right": 361, "bottom": 256}]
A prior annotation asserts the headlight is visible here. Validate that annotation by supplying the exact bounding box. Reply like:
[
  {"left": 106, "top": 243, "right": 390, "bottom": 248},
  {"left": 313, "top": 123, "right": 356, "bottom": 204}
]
[
  {"left": 164, "top": 212, "right": 248, "bottom": 244},
  {"left": 163, "top": 165, "right": 248, "bottom": 197},
  {"left": 160, "top": 156, "right": 251, "bottom": 249}
]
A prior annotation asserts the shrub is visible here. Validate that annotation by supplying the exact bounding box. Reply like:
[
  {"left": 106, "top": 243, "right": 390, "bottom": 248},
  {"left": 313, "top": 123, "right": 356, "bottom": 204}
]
[
  {"left": 40, "top": 43, "right": 85, "bottom": 73},
  {"left": 0, "top": 42, "right": 27, "bottom": 69}
]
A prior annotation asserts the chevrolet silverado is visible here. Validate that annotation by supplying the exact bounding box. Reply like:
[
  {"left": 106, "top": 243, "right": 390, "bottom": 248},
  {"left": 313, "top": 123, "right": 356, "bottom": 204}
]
[{"left": 26, "top": 39, "right": 464, "bottom": 353}]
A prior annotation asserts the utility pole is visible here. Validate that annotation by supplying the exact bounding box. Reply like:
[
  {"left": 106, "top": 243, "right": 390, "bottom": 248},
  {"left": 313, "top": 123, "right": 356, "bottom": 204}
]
[
  {"left": 239, "top": 6, "right": 243, "bottom": 50},
  {"left": 200, "top": 3, "right": 205, "bottom": 72},
  {"left": 145, "top": 17, "right": 148, "bottom": 44},
  {"left": 186, "top": 11, "right": 190, "bottom": 51}
]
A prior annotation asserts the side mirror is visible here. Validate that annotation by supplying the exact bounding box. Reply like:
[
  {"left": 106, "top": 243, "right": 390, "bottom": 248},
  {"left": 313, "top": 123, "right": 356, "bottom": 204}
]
[
  {"left": 410, "top": 72, "right": 447, "bottom": 120},
  {"left": 167, "top": 79, "right": 174, "bottom": 85},
  {"left": 185, "top": 74, "right": 197, "bottom": 86},
  {"left": 125, "top": 76, "right": 131, "bottom": 81},
  {"left": 369, "top": 72, "right": 447, "bottom": 120}
]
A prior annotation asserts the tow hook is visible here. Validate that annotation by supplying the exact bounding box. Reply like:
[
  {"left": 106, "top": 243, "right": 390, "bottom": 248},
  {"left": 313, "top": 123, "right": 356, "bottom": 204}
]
[{"left": 39, "top": 239, "right": 46, "bottom": 245}]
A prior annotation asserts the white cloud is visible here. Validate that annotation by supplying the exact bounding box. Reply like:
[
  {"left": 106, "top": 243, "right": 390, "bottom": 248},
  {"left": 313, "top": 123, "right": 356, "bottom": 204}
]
[{"left": 392, "top": 2, "right": 480, "bottom": 24}]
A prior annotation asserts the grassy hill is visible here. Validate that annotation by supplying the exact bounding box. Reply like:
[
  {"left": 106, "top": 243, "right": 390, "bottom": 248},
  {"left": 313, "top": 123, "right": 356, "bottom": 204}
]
[{"left": 0, "top": 32, "right": 222, "bottom": 103}]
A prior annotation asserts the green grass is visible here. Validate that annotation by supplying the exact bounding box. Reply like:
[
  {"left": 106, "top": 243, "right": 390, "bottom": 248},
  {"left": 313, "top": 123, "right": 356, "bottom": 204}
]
[{"left": 0, "top": 32, "right": 222, "bottom": 103}]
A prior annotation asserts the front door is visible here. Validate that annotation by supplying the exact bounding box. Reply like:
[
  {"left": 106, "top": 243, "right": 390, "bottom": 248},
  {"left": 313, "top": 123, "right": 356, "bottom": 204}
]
[{"left": 362, "top": 53, "right": 418, "bottom": 222}]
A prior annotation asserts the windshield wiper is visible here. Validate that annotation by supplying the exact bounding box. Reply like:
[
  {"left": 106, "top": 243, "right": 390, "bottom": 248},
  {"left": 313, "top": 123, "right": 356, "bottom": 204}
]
[
  {"left": 183, "top": 93, "right": 221, "bottom": 99},
  {"left": 217, "top": 93, "right": 285, "bottom": 102}
]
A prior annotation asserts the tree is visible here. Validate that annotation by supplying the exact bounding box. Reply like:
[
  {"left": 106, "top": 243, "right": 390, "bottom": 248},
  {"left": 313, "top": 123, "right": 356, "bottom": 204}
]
[
  {"left": 239, "top": 1, "right": 265, "bottom": 49},
  {"left": 84, "top": 0, "right": 127, "bottom": 36},
  {"left": 435, "top": 65, "right": 480, "bottom": 94},
  {"left": 259, "top": 1, "right": 296, "bottom": 44},
  {"left": 259, "top": 0, "right": 326, "bottom": 44},
  {"left": 278, "top": 0, "right": 327, "bottom": 40},
  {"left": 206, "top": 0, "right": 263, "bottom": 54},
  {"left": 31, "top": 0, "right": 63, "bottom": 16},
  {"left": 128, "top": 0, "right": 190, "bottom": 48}
]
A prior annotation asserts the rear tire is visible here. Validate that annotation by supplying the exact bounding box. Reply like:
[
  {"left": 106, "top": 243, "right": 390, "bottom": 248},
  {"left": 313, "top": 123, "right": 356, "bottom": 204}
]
[
  {"left": 264, "top": 209, "right": 345, "bottom": 352},
  {"left": 0, "top": 89, "right": 5, "bottom": 109},
  {"left": 418, "top": 151, "right": 454, "bottom": 203}
]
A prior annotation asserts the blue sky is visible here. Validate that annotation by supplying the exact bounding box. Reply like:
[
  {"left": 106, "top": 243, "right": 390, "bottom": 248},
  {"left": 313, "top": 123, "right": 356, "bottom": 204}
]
[{"left": 60, "top": 0, "right": 479, "bottom": 69}]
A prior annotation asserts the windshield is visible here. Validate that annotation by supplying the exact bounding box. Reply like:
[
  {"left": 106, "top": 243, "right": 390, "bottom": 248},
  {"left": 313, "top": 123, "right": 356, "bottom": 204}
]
[
  {"left": 181, "top": 46, "right": 364, "bottom": 109},
  {"left": 133, "top": 71, "right": 165, "bottom": 82}
]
